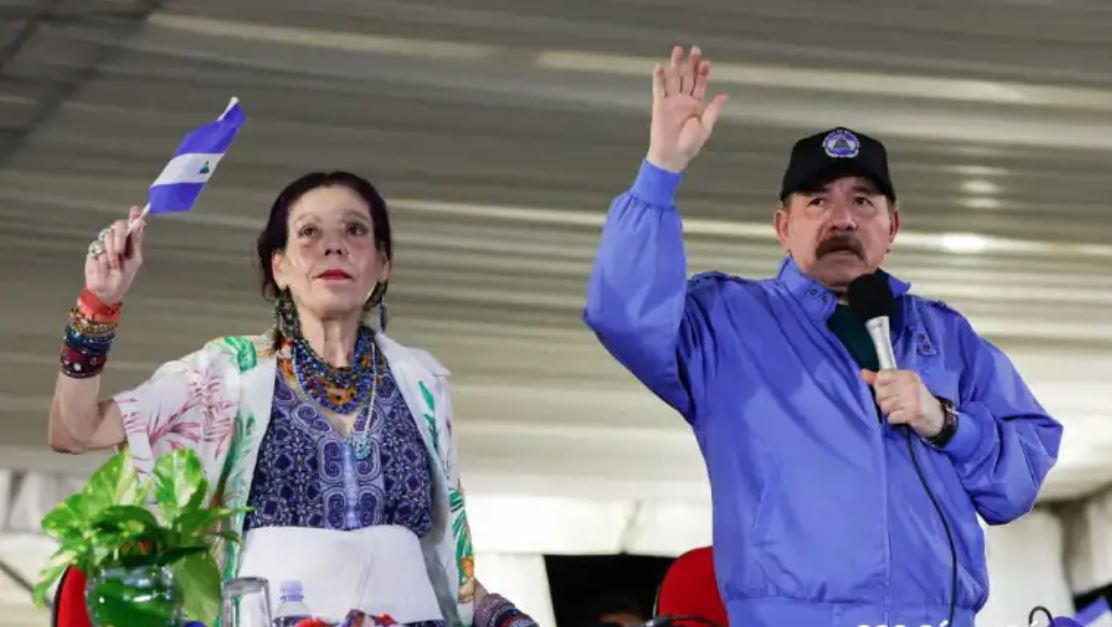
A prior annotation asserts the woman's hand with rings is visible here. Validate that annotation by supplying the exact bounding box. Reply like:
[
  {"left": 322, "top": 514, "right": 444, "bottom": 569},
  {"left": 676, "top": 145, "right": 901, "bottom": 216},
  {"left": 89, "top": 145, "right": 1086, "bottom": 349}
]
[{"left": 84, "top": 206, "right": 146, "bottom": 305}]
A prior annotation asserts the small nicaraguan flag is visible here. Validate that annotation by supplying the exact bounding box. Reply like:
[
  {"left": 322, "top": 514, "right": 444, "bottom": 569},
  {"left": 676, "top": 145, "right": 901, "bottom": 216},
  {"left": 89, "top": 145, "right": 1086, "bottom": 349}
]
[{"left": 147, "top": 97, "right": 245, "bottom": 215}]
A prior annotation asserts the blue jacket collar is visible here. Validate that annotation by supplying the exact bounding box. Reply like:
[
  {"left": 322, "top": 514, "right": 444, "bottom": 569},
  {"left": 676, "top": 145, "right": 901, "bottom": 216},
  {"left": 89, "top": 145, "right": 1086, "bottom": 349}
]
[{"left": 776, "top": 255, "right": 912, "bottom": 325}]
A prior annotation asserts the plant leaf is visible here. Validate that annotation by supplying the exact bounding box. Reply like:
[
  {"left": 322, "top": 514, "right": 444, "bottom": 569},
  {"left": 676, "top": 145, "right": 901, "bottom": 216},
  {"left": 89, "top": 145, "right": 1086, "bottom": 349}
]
[
  {"left": 173, "top": 507, "right": 238, "bottom": 538},
  {"left": 55, "top": 537, "right": 92, "bottom": 561},
  {"left": 40, "top": 493, "right": 88, "bottom": 541},
  {"left": 112, "top": 456, "right": 143, "bottom": 505},
  {"left": 87, "top": 506, "right": 175, "bottom": 571},
  {"left": 32, "top": 548, "right": 78, "bottom": 607},
  {"left": 152, "top": 448, "right": 208, "bottom": 523},
  {"left": 90, "top": 505, "right": 160, "bottom": 534},
  {"left": 81, "top": 452, "right": 141, "bottom": 513},
  {"left": 154, "top": 545, "right": 208, "bottom": 566},
  {"left": 171, "top": 551, "right": 222, "bottom": 626},
  {"left": 88, "top": 505, "right": 161, "bottom": 560}
]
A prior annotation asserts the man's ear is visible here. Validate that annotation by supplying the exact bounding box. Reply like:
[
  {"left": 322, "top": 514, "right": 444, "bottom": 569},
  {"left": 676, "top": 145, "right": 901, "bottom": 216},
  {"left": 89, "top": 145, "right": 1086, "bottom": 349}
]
[
  {"left": 888, "top": 202, "right": 901, "bottom": 246},
  {"left": 774, "top": 204, "right": 792, "bottom": 253}
]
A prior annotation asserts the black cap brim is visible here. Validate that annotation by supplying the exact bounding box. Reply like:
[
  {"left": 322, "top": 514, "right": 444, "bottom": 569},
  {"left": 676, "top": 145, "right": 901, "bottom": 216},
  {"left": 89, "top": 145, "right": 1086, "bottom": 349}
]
[{"left": 781, "top": 161, "right": 896, "bottom": 202}]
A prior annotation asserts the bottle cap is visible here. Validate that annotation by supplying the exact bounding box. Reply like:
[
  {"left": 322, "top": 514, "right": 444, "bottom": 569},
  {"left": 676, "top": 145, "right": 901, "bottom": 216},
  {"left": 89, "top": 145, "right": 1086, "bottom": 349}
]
[{"left": 279, "top": 580, "right": 304, "bottom": 601}]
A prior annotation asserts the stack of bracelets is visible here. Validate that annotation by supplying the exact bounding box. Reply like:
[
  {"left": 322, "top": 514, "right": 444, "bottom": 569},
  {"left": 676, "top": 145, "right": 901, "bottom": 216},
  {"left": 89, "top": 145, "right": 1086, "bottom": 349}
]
[{"left": 61, "top": 288, "right": 121, "bottom": 379}]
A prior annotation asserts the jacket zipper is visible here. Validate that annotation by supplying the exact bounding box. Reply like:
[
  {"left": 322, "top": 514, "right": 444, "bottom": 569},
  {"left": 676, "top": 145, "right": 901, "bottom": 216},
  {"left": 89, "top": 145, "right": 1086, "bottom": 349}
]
[{"left": 819, "top": 311, "right": 894, "bottom": 617}]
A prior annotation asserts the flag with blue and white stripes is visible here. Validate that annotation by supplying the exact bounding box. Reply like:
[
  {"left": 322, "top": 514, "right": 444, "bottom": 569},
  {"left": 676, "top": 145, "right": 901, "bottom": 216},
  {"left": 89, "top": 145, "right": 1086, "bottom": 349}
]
[
  {"left": 147, "top": 97, "right": 245, "bottom": 214},
  {"left": 1073, "top": 597, "right": 1112, "bottom": 626}
]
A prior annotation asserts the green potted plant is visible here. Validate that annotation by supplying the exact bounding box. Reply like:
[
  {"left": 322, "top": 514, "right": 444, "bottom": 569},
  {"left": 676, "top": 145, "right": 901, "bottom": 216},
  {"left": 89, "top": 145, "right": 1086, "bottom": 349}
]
[{"left": 33, "top": 448, "right": 244, "bottom": 627}]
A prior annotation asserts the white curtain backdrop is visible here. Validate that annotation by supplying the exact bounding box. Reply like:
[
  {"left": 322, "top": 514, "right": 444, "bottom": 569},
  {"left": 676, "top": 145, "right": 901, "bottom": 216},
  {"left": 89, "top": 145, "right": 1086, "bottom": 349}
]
[
  {"left": 1063, "top": 484, "right": 1112, "bottom": 596},
  {"left": 978, "top": 510, "right": 1075, "bottom": 627},
  {"left": 474, "top": 552, "right": 558, "bottom": 627}
]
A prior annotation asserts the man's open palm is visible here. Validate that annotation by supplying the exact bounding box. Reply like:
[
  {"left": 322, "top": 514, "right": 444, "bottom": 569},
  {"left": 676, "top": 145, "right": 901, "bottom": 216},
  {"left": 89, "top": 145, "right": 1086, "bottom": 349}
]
[{"left": 647, "top": 45, "right": 728, "bottom": 173}]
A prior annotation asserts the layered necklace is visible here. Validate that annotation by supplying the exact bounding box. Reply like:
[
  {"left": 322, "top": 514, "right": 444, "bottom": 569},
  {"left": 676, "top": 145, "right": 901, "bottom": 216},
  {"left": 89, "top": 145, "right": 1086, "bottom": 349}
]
[
  {"left": 289, "top": 325, "right": 378, "bottom": 414},
  {"left": 277, "top": 291, "right": 383, "bottom": 459},
  {"left": 288, "top": 326, "right": 384, "bottom": 460}
]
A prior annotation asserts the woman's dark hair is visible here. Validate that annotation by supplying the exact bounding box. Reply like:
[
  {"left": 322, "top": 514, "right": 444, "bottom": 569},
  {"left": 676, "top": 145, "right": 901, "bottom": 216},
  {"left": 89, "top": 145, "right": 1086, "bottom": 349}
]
[{"left": 256, "top": 171, "right": 393, "bottom": 300}]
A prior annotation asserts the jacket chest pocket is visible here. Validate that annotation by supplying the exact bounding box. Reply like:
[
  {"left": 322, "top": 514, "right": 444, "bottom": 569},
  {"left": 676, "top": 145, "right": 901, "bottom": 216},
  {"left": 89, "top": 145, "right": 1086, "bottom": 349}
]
[{"left": 900, "top": 324, "right": 959, "bottom": 404}]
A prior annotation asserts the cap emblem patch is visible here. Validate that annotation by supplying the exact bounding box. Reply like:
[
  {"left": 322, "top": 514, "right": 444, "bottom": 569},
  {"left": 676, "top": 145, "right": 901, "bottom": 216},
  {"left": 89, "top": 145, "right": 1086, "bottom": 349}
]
[{"left": 823, "top": 129, "right": 860, "bottom": 159}]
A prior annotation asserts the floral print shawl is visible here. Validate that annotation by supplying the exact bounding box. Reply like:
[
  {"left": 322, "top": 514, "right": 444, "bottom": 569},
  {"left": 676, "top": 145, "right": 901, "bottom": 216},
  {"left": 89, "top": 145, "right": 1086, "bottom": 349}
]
[{"left": 113, "top": 331, "right": 476, "bottom": 626}]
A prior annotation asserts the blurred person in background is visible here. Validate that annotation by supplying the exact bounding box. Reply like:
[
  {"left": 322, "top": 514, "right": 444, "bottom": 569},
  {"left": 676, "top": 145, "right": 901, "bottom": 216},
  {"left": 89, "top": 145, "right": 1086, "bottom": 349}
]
[
  {"left": 584, "top": 45, "right": 1062, "bottom": 627},
  {"left": 49, "top": 171, "right": 537, "bottom": 627}
]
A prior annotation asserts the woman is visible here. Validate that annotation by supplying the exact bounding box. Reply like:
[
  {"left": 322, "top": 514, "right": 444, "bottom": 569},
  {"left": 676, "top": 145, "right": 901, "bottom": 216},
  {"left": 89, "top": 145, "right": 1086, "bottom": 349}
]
[{"left": 50, "top": 171, "right": 536, "bottom": 627}]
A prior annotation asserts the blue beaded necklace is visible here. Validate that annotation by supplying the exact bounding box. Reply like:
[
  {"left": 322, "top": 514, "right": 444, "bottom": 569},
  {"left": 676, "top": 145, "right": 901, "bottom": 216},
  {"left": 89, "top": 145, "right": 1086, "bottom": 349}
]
[{"left": 289, "top": 325, "right": 377, "bottom": 415}]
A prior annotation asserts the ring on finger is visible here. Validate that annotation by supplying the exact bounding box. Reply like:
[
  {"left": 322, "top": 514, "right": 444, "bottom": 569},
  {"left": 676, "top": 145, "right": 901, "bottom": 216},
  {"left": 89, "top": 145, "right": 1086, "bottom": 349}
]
[{"left": 88, "top": 241, "right": 104, "bottom": 257}]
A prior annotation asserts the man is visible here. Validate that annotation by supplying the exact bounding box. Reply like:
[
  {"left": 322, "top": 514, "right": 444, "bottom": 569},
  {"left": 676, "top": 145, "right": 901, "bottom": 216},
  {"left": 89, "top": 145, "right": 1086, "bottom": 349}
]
[{"left": 584, "top": 46, "right": 1062, "bottom": 627}]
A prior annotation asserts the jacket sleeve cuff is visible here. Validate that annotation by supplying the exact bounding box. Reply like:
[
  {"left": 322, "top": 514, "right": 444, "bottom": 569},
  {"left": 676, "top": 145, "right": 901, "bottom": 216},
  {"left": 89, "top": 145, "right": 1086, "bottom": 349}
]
[
  {"left": 629, "top": 159, "right": 683, "bottom": 207},
  {"left": 940, "top": 407, "right": 984, "bottom": 463}
]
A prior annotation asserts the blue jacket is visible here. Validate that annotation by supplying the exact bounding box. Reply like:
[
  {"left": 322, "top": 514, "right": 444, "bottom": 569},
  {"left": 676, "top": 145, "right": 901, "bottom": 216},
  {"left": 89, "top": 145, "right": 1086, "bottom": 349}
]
[{"left": 584, "top": 161, "right": 1062, "bottom": 627}]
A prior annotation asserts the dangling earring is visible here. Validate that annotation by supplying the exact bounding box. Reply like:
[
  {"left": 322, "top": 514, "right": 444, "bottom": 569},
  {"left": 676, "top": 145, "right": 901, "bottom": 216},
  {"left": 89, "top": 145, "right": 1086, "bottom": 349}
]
[
  {"left": 364, "top": 282, "right": 388, "bottom": 332},
  {"left": 274, "top": 288, "right": 301, "bottom": 340}
]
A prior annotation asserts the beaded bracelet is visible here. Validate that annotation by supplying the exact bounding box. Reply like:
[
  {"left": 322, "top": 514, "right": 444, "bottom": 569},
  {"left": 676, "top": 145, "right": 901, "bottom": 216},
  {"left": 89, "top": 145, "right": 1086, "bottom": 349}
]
[
  {"left": 68, "top": 307, "right": 118, "bottom": 337},
  {"left": 64, "top": 325, "right": 114, "bottom": 352},
  {"left": 60, "top": 342, "right": 108, "bottom": 378}
]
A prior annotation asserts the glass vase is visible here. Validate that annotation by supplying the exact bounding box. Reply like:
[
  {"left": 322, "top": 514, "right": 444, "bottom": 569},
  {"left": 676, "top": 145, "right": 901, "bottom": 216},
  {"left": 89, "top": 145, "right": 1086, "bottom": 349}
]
[{"left": 85, "top": 563, "right": 183, "bottom": 627}]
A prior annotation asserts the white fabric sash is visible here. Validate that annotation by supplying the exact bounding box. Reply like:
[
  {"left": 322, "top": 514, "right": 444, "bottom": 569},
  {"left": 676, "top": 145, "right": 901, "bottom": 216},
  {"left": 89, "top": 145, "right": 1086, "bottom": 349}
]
[{"left": 237, "top": 525, "right": 443, "bottom": 623}]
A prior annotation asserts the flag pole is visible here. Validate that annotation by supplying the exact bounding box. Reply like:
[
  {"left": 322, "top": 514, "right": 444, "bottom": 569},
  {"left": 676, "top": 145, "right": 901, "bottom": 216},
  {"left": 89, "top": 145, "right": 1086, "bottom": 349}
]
[{"left": 127, "top": 203, "right": 151, "bottom": 235}]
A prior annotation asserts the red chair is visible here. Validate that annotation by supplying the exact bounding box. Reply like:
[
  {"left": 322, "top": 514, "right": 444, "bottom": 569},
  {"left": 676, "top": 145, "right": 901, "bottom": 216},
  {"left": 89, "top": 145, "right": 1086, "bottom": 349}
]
[
  {"left": 655, "top": 547, "right": 729, "bottom": 627},
  {"left": 52, "top": 566, "right": 93, "bottom": 627}
]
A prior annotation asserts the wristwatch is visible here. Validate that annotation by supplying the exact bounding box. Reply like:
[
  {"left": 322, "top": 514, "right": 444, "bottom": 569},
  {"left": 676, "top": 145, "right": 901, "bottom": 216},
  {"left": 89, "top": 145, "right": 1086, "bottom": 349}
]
[{"left": 926, "top": 397, "right": 959, "bottom": 448}]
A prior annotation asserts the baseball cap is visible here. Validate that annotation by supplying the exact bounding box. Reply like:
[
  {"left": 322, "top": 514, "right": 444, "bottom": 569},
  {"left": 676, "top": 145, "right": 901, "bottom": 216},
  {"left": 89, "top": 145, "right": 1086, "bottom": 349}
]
[{"left": 779, "top": 127, "right": 896, "bottom": 202}]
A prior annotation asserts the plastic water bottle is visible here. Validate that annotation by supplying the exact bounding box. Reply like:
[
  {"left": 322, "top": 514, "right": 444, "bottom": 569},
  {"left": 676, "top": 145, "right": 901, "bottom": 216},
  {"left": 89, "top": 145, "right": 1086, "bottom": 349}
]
[{"left": 272, "top": 580, "right": 312, "bottom": 627}]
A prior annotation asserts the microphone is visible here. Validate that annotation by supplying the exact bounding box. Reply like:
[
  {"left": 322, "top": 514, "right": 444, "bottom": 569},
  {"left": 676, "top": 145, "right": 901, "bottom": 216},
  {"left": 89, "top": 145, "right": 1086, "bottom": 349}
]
[{"left": 847, "top": 271, "right": 898, "bottom": 370}]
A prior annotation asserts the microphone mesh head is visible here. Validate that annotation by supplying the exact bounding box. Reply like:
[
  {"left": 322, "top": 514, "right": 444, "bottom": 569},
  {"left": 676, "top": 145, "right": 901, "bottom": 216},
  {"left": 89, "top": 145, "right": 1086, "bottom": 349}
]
[{"left": 847, "top": 272, "right": 896, "bottom": 322}]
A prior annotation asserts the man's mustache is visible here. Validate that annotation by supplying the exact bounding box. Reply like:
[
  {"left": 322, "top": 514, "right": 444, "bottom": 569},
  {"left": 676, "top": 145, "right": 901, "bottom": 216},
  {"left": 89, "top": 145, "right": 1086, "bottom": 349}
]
[{"left": 816, "top": 235, "right": 865, "bottom": 260}]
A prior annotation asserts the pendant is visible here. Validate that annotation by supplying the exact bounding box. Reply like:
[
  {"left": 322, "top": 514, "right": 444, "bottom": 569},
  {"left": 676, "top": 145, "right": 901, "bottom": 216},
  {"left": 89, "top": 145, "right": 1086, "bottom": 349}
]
[{"left": 352, "top": 437, "right": 372, "bottom": 460}]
